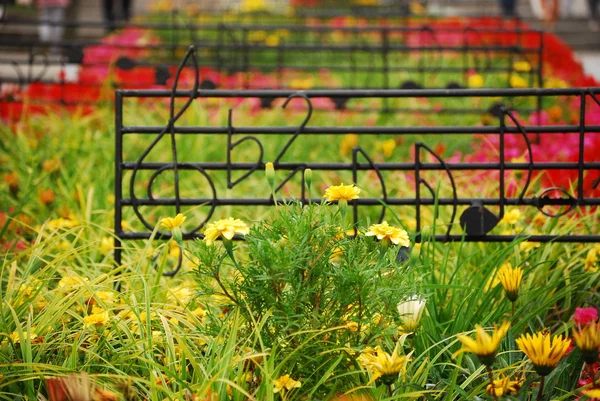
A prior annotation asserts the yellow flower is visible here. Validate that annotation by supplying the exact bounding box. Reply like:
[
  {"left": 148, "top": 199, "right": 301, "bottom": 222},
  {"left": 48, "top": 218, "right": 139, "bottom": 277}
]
[
  {"left": 273, "top": 374, "right": 301, "bottom": 393},
  {"left": 366, "top": 221, "right": 410, "bottom": 247},
  {"left": 520, "top": 241, "right": 540, "bottom": 254},
  {"left": 203, "top": 217, "right": 249, "bottom": 245},
  {"left": 501, "top": 209, "right": 521, "bottom": 225},
  {"left": 497, "top": 263, "right": 524, "bottom": 302},
  {"left": 468, "top": 74, "right": 484, "bottom": 88},
  {"left": 9, "top": 329, "right": 37, "bottom": 344},
  {"left": 452, "top": 321, "right": 510, "bottom": 366},
  {"left": 167, "top": 283, "right": 196, "bottom": 306},
  {"left": 513, "top": 61, "right": 531, "bottom": 72},
  {"left": 377, "top": 139, "right": 396, "bottom": 158},
  {"left": 509, "top": 74, "right": 528, "bottom": 88},
  {"left": 57, "top": 275, "right": 89, "bottom": 290},
  {"left": 545, "top": 78, "right": 568, "bottom": 89},
  {"left": 573, "top": 321, "right": 600, "bottom": 364},
  {"left": 397, "top": 297, "right": 426, "bottom": 331},
  {"left": 516, "top": 331, "right": 571, "bottom": 376},
  {"left": 339, "top": 134, "right": 359, "bottom": 157},
  {"left": 290, "top": 77, "right": 314, "bottom": 90},
  {"left": 358, "top": 345, "right": 411, "bottom": 385},
  {"left": 532, "top": 212, "right": 546, "bottom": 228},
  {"left": 585, "top": 245, "right": 600, "bottom": 272},
  {"left": 583, "top": 389, "right": 600, "bottom": 398},
  {"left": 329, "top": 246, "right": 344, "bottom": 266},
  {"left": 265, "top": 162, "right": 275, "bottom": 190},
  {"left": 265, "top": 34, "right": 280, "bottom": 47},
  {"left": 83, "top": 311, "right": 110, "bottom": 328},
  {"left": 240, "top": 0, "right": 266, "bottom": 13},
  {"left": 486, "top": 374, "right": 522, "bottom": 397},
  {"left": 324, "top": 184, "right": 360, "bottom": 202},
  {"left": 160, "top": 213, "right": 186, "bottom": 230},
  {"left": 100, "top": 237, "right": 113, "bottom": 255}
]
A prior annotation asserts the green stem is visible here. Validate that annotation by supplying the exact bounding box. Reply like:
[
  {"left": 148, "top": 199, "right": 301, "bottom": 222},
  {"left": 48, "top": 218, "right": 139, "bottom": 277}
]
[
  {"left": 537, "top": 375, "right": 546, "bottom": 401},
  {"left": 511, "top": 301, "right": 515, "bottom": 318},
  {"left": 487, "top": 365, "right": 499, "bottom": 401}
]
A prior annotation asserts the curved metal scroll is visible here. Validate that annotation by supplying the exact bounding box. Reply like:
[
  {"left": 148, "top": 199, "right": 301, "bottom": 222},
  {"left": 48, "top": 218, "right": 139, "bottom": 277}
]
[
  {"left": 128, "top": 46, "right": 215, "bottom": 275},
  {"left": 415, "top": 142, "right": 457, "bottom": 240}
]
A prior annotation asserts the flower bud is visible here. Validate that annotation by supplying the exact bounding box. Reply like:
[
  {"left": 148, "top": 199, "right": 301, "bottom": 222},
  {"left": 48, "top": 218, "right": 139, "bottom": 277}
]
[
  {"left": 265, "top": 162, "right": 275, "bottom": 191},
  {"left": 305, "top": 168, "right": 312, "bottom": 191}
]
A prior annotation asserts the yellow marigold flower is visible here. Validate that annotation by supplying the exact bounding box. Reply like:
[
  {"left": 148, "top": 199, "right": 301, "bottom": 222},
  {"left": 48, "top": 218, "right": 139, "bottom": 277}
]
[
  {"left": 397, "top": 296, "right": 426, "bottom": 332},
  {"left": 366, "top": 221, "right": 410, "bottom": 247},
  {"left": 513, "top": 61, "right": 531, "bottom": 72},
  {"left": 290, "top": 77, "right": 314, "bottom": 90},
  {"left": 497, "top": 263, "right": 524, "bottom": 302},
  {"left": 273, "top": 374, "right": 301, "bottom": 393},
  {"left": 509, "top": 74, "right": 528, "bottom": 88},
  {"left": 468, "top": 74, "right": 484, "bottom": 89},
  {"left": 57, "top": 275, "right": 88, "bottom": 289},
  {"left": 160, "top": 213, "right": 186, "bottom": 230},
  {"left": 545, "top": 78, "right": 568, "bottom": 89},
  {"left": 516, "top": 331, "right": 571, "bottom": 376},
  {"left": 240, "top": 0, "right": 266, "bottom": 13},
  {"left": 339, "top": 134, "right": 359, "bottom": 157},
  {"left": 265, "top": 34, "right": 280, "bottom": 47},
  {"left": 520, "top": 241, "right": 540, "bottom": 254},
  {"left": 573, "top": 321, "right": 600, "bottom": 364},
  {"left": 358, "top": 345, "right": 411, "bottom": 385},
  {"left": 377, "top": 139, "right": 396, "bottom": 158},
  {"left": 501, "top": 209, "right": 521, "bottom": 225},
  {"left": 452, "top": 321, "right": 510, "bottom": 366},
  {"left": 323, "top": 183, "right": 360, "bottom": 202},
  {"left": 585, "top": 245, "right": 600, "bottom": 272},
  {"left": 345, "top": 321, "right": 359, "bottom": 332},
  {"left": 83, "top": 311, "right": 110, "bottom": 328},
  {"left": 583, "top": 389, "right": 600, "bottom": 398},
  {"left": 203, "top": 217, "right": 249, "bottom": 245},
  {"left": 167, "top": 283, "right": 195, "bottom": 306},
  {"left": 94, "top": 291, "right": 116, "bottom": 305},
  {"left": 9, "top": 329, "right": 37, "bottom": 344},
  {"left": 532, "top": 212, "right": 546, "bottom": 228},
  {"left": 329, "top": 246, "right": 344, "bottom": 266},
  {"left": 486, "top": 374, "right": 522, "bottom": 397},
  {"left": 100, "top": 236, "right": 113, "bottom": 255}
]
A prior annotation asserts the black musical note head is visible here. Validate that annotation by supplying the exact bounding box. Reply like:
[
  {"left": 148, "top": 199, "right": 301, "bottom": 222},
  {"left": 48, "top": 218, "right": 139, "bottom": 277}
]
[
  {"left": 330, "top": 96, "right": 349, "bottom": 110},
  {"left": 200, "top": 79, "right": 217, "bottom": 90},
  {"left": 459, "top": 202, "right": 500, "bottom": 236},
  {"left": 259, "top": 94, "right": 276, "bottom": 109},
  {"left": 65, "top": 47, "right": 84, "bottom": 64},
  {"left": 400, "top": 80, "right": 423, "bottom": 90},
  {"left": 446, "top": 81, "right": 464, "bottom": 90},
  {"left": 155, "top": 65, "right": 171, "bottom": 85},
  {"left": 487, "top": 101, "right": 507, "bottom": 118},
  {"left": 116, "top": 57, "right": 136, "bottom": 70}
]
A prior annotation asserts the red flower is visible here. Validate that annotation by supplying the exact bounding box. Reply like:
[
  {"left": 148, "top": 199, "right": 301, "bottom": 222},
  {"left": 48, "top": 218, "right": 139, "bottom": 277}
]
[{"left": 574, "top": 307, "right": 599, "bottom": 326}]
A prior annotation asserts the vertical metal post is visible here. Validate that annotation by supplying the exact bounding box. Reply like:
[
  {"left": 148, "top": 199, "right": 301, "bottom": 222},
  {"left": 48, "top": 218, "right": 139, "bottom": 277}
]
[
  {"left": 114, "top": 91, "right": 123, "bottom": 268},
  {"left": 537, "top": 32, "right": 544, "bottom": 118},
  {"left": 243, "top": 28, "right": 249, "bottom": 89},
  {"left": 578, "top": 91, "right": 586, "bottom": 204},
  {"left": 415, "top": 143, "right": 421, "bottom": 243},
  {"left": 499, "top": 111, "right": 506, "bottom": 219},
  {"left": 381, "top": 27, "right": 389, "bottom": 110}
]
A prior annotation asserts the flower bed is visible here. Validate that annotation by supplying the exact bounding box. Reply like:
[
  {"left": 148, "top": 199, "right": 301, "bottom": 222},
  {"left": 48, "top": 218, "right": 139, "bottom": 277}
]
[{"left": 0, "top": 14, "right": 599, "bottom": 401}]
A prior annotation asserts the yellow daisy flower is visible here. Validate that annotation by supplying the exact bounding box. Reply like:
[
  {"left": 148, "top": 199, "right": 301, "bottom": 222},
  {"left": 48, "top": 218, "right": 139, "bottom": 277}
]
[
  {"left": 452, "top": 321, "right": 510, "bottom": 366},
  {"left": 516, "top": 331, "right": 571, "bottom": 376}
]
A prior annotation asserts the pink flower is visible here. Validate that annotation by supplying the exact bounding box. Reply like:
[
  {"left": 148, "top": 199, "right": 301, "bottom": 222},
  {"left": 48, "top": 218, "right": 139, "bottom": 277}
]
[{"left": 574, "top": 307, "right": 598, "bottom": 325}]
